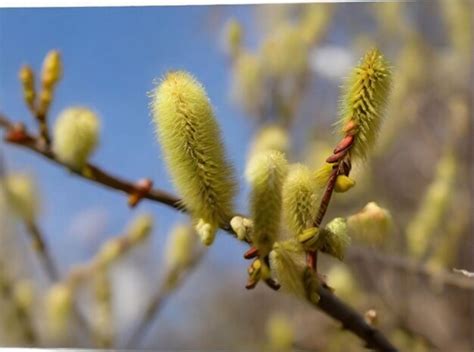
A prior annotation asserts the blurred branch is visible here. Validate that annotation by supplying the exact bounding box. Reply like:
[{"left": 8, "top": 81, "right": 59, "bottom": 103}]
[
  {"left": 348, "top": 246, "right": 474, "bottom": 291},
  {"left": 0, "top": 112, "right": 398, "bottom": 352},
  {"left": 125, "top": 250, "right": 205, "bottom": 348}
]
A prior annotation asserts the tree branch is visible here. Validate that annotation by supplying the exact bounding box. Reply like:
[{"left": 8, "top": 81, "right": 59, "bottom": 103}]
[{"left": 0, "top": 112, "right": 398, "bottom": 351}]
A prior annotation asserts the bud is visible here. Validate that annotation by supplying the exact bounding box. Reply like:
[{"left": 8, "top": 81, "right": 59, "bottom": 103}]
[
  {"left": 195, "top": 218, "right": 217, "bottom": 246},
  {"left": 41, "top": 50, "right": 62, "bottom": 88},
  {"left": 151, "top": 71, "right": 236, "bottom": 246},
  {"left": 347, "top": 202, "right": 393, "bottom": 246},
  {"left": 266, "top": 313, "right": 294, "bottom": 352},
  {"left": 46, "top": 283, "right": 72, "bottom": 335},
  {"left": 126, "top": 213, "right": 154, "bottom": 243},
  {"left": 230, "top": 216, "right": 253, "bottom": 242},
  {"left": 334, "top": 175, "right": 356, "bottom": 193},
  {"left": 3, "top": 173, "right": 40, "bottom": 222},
  {"left": 282, "top": 164, "right": 317, "bottom": 237},
  {"left": 19, "top": 65, "right": 36, "bottom": 109},
  {"left": 53, "top": 107, "right": 100, "bottom": 170},
  {"left": 165, "top": 224, "right": 197, "bottom": 269},
  {"left": 338, "top": 48, "right": 392, "bottom": 161},
  {"left": 246, "top": 150, "right": 288, "bottom": 256}
]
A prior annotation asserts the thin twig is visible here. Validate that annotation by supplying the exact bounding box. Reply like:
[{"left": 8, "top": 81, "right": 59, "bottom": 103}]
[{"left": 0, "top": 112, "right": 398, "bottom": 351}]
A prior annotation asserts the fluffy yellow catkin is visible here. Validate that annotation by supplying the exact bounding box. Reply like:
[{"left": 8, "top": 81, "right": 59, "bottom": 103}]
[
  {"left": 246, "top": 150, "right": 288, "bottom": 256},
  {"left": 269, "top": 239, "right": 307, "bottom": 299},
  {"left": 282, "top": 164, "right": 318, "bottom": 238},
  {"left": 151, "top": 71, "right": 236, "bottom": 246},
  {"left": 165, "top": 223, "right": 197, "bottom": 269},
  {"left": 53, "top": 107, "right": 100, "bottom": 170},
  {"left": 3, "top": 173, "right": 40, "bottom": 222},
  {"left": 338, "top": 48, "right": 392, "bottom": 161}
]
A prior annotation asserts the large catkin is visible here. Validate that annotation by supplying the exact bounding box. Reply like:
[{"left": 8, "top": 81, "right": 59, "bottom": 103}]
[{"left": 151, "top": 71, "right": 236, "bottom": 245}]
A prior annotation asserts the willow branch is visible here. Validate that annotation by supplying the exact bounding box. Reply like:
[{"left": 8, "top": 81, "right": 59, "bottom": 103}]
[
  {"left": 0, "top": 112, "right": 397, "bottom": 352},
  {"left": 348, "top": 246, "right": 474, "bottom": 292}
]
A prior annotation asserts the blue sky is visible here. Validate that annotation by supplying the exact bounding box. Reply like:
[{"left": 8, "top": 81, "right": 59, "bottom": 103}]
[{"left": 0, "top": 6, "right": 263, "bottom": 268}]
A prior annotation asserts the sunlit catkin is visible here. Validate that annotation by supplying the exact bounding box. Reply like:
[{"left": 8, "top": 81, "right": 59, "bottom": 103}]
[
  {"left": 282, "top": 164, "right": 317, "bottom": 238},
  {"left": 246, "top": 150, "right": 288, "bottom": 256},
  {"left": 46, "top": 283, "right": 72, "bottom": 336},
  {"left": 53, "top": 107, "right": 100, "bottom": 170},
  {"left": 338, "top": 49, "right": 392, "bottom": 161},
  {"left": 152, "top": 71, "right": 236, "bottom": 246},
  {"left": 318, "top": 217, "right": 350, "bottom": 261},
  {"left": 125, "top": 213, "right": 154, "bottom": 243}
]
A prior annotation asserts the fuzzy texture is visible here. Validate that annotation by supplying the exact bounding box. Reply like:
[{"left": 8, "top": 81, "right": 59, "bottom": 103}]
[
  {"left": 313, "top": 163, "right": 334, "bottom": 189},
  {"left": 53, "top": 107, "right": 100, "bottom": 170},
  {"left": 319, "top": 217, "right": 350, "bottom": 260},
  {"left": 165, "top": 224, "right": 197, "bottom": 269},
  {"left": 151, "top": 71, "right": 236, "bottom": 245},
  {"left": 282, "top": 164, "right": 318, "bottom": 238},
  {"left": 269, "top": 239, "right": 307, "bottom": 299},
  {"left": 338, "top": 48, "right": 392, "bottom": 161},
  {"left": 246, "top": 150, "right": 288, "bottom": 256},
  {"left": 3, "top": 173, "right": 40, "bottom": 222}
]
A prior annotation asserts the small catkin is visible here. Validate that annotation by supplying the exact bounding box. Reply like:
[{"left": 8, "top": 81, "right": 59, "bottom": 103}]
[
  {"left": 41, "top": 50, "right": 62, "bottom": 88},
  {"left": 224, "top": 18, "right": 242, "bottom": 57},
  {"left": 347, "top": 202, "right": 393, "bottom": 246},
  {"left": 151, "top": 71, "right": 236, "bottom": 246},
  {"left": 338, "top": 48, "right": 392, "bottom": 161},
  {"left": 46, "top": 283, "right": 73, "bottom": 335},
  {"left": 165, "top": 224, "right": 197, "bottom": 269},
  {"left": 246, "top": 150, "right": 288, "bottom": 256},
  {"left": 282, "top": 164, "right": 318, "bottom": 238},
  {"left": 126, "top": 213, "right": 154, "bottom": 243},
  {"left": 3, "top": 173, "right": 40, "bottom": 222},
  {"left": 53, "top": 107, "right": 100, "bottom": 170},
  {"left": 269, "top": 239, "right": 307, "bottom": 299}
]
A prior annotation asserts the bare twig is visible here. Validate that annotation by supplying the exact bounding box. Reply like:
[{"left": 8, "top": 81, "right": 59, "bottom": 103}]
[{"left": 0, "top": 112, "right": 398, "bottom": 352}]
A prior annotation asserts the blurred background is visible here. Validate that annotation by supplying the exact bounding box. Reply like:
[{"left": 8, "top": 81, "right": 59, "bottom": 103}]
[{"left": 0, "top": 1, "right": 472, "bottom": 350}]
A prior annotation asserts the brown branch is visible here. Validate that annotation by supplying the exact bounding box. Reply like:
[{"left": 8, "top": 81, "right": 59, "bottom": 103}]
[{"left": 0, "top": 112, "right": 398, "bottom": 352}]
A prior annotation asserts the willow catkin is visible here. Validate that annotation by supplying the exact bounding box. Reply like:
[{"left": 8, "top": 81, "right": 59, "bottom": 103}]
[
  {"left": 165, "top": 223, "right": 197, "bottom": 269},
  {"left": 347, "top": 202, "right": 393, "bottom": 246},
  {"left": 3, "top": 173, "right": 40, "bottom": 223},
  {"left": 282, "top": 164, "right": 317, "bottom": 238},
  {"left": 53, "top": 107, "right": 100, "bottom": 170},
  {"left": 338, "top": 48, "right": 392, "bottom": 162},
  {"left": 246, "top": 150, "right": 288, "bottom": 256},
  {"left": 151, "top": 72, "right": 236, "bottom": 245},
  {"left": 248, "top": 124, "right": 290, "bottom": 158}
]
